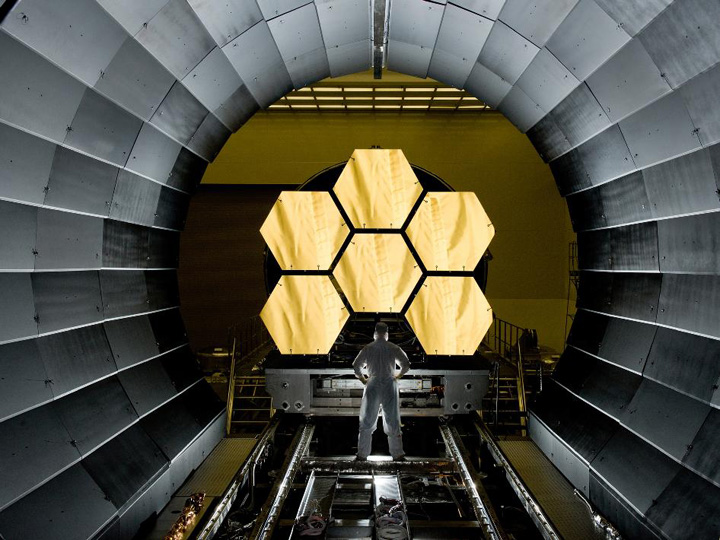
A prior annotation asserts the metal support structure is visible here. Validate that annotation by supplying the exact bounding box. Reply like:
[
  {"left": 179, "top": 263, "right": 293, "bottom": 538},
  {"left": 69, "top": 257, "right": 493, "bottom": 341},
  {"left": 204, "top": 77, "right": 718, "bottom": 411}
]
[
  {"left": 300, "top": 457, "right": 457, "bottom": 474},
  {"left": 252, "top": 422, "right": 316, "bottom": 540},
  {"left": 516, "top": 342, "right": 528, "bottom": 437},
  {"left": 372, "top": 0, "right": 388, "bottom": 79},
  {"left": 474, "top": 420, "right": 562, "bottom": 540},
  {"left": 439, "top": 423, "right": 507, "bottom": 540},
  {"left": 195, "top": 415, "right": 281, "bottom": 540}
]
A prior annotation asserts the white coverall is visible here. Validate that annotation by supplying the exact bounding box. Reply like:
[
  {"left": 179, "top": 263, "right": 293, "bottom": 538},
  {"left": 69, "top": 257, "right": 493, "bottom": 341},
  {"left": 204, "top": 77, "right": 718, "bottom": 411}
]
[{"left": 352, "top": 339, "right": 410, "bottom": 459}]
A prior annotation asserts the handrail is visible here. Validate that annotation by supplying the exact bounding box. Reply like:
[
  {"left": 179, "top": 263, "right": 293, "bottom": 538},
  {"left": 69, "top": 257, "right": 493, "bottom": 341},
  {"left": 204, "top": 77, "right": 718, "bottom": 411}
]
[{"left": 516, "top": 341, "right": 528, "bottom": 436}]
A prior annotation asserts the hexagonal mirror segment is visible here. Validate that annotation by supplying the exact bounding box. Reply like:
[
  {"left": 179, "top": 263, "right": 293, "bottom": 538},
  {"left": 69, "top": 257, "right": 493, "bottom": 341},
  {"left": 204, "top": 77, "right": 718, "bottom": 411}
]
[
  {"left": 333, "top": 233, "right": 422, "bottom": 313},
  {"left": 405, "top": 276, "right": 492, "bottom": 356},
  {"left": 260, "top": 275, "right": 348, "bottom": 355},
  {"left": 333, "top": 149, "right": 423, "bottom": 229},
  {"left": 260, "top": 191, "right": 349, "bottom": 271},
  {"left": 406, "top": 192, "right": 494, "bottom": 272}
]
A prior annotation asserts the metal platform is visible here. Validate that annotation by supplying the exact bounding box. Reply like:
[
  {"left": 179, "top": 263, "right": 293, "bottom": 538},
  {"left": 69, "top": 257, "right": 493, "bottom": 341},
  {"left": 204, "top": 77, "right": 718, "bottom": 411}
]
[{"left": 497, "top": 439, "right": 605, "bottom": 540}]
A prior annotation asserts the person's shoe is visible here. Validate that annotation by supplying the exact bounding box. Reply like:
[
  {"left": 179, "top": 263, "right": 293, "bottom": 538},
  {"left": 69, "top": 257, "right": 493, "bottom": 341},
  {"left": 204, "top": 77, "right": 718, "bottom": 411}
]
[
  {"left": 354, "top": 455, "right": 367, "bottom": 462},
  {"left": 393, "top": 455, "right": 407, "bottom": 462}
]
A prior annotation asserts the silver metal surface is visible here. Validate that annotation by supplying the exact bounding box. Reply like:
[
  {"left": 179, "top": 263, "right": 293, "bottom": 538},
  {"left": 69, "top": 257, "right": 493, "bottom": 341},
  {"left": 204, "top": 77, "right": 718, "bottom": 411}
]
[
  {"left": 0, "top": 122, "right": 55, "bottom": 204},
  {"left": 268, "top": 3, "right": 324, "bottom": 60},
  {"left": 386, "top": 40, "right": 431, "bottom": 78},
  {"left": 99, "top": 270, "right": 150, "bottom": 318},
  {"left": 94, "top": 37, "right": 176, "bottom": 121},
  {"left": 150, "top": 81, "right": 209, "bottom": 145},
  {"left": 34, "top": 210, "right": 104, "bottom": 270},
  {"left": 117, "top": 356, "right": 177, "bottom": 415},
  {"left": 497, "top": 85, "right": 545, "bottom": 132},
  {"left": 64, "top": 89, "right": 143, "bottom": 167},
  {"left": 135, "top": 0, "right": 216, "bottom": 78},
  {"left": 439, "top": 423, "right": 506, "bottom": 540},
  {"left": 300, "top": 457, "right": 458, "bottom": 474},
  {"left": 656, "top": 274, "right": 720, "bottom": 339},
  {"left": 110, "top": 170, "right": 163, "bottom": 227},
  {"left": 0, "top": 273, "right": 37, "bottom": 343},
  {"left": 257, "top": 0, "right": 312, "bottom": 20},
  {"left": 388, "top": 0, "right": 443, "bottom": 48},
  {"left": 593, "top": 0, "right": 671, "bottom": 37},
  {"left": 96, "top": 0, "right": 169, "bottom": 36},
  {"left": 478, "top": 21, "right": 539, "bottom": 86},
  {"left": 45, "top": 147, "right": 118, "bottom": 217},
  {"left": 464, "top": 61, "right": 512, "bottom": 108},
  {"left": 214, "top": 84, "right": 260, "bottom": 132},
  {"left": 0, "top": 340, "right": 52, "bottom": 422},
  {"left": 545, "top": 0, "right": 630, "bottom": 81},
  {"left": 188, "top": 113, "right": 232, "bottom": 161},
  {"left": 32, "top": 271, "right": 104, "bottom": 334},
  {"left": 586, "top": 39, "right": 671, "bottom": 123},
  {"left": 285, "top": 47, "right": 331, "bottom": 89},
  {"left": 316, "top": 0, "right": 370, "bottom": 49},
  {"left": 326, "top": 39, "right": 372, "bottom": 78},
  {"left": 550, "top": 83, "right": 611, "bottom": 149},
  {"left": 527, "top": 115, "right": 571, "bottom": 162},
  {"left": 103, "top": 220, "right": 149, "bottom": 269},
  {"left": 498, "top": 0, "right": 578, "bottom": 48},
  {"left": 1, "top": 0, "right": 127, "bottom": 87},
  {"left": 104, "top": 315, "right": 161, "bottom": 370},
  {"left": 182, "top": 47, "right": 244, "bottom": 113},
  {"left": 679, "top": 63, "right": 720, "bottom": 147},
  {"left": 452, "top": 0, "right": 505, "bottom": 19},
  {"left": 577, "top": 125, "right": 636, "bottom": 188},
  {"left": 0, "top": 31, "right": 86, "bottom": 143},
  {"left": 126, "top": 123, "right": 182, "bottom": 185},
  {"left": 428, "top": 49, "right": 474, "bottom": 88},
  {"left": 188, "top": 0, "right": 263, "bottom": 47},
  {"left": 516, "top": 47, "right": 579, "bottom": 113},
  {"left": 658, "top": 212, "right": 720, "bottom": 275},
  {"left": 618, "top": 91, "right": 701, "bottom": 169},
  {"left": 0, "top": 200, "right": 37, "bottom": 270}
]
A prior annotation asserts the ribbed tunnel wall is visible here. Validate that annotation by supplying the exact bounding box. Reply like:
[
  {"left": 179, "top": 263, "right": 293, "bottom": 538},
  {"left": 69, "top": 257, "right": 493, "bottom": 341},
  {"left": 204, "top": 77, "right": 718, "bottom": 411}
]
[{"left": 0, "top": 0, "right": 719, "bottom": 538}]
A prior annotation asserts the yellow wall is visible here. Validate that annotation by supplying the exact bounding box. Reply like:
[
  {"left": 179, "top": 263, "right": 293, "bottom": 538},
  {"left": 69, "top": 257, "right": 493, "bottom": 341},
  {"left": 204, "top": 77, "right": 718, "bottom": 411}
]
[{"left": 202, "top": 111, "right": 575, "bottom": 352}]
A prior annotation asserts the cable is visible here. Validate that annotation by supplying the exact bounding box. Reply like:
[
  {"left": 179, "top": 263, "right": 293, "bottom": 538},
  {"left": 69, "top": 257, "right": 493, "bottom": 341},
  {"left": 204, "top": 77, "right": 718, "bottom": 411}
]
[{"left": 375, "top": 497, "right": 408, "bottom": 540}]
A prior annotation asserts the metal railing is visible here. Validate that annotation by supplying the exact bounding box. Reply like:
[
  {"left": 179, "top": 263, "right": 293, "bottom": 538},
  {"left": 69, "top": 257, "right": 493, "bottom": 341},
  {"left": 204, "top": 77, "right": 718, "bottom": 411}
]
[{"left": 226, "top": 316, "right": 273, "bottom": 435}]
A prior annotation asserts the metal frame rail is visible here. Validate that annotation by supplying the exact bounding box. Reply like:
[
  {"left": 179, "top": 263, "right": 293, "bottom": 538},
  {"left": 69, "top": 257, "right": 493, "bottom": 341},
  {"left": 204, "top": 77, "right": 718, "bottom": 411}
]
[
  {"left": 195, "top": 414, "right": 282, "bottom": 540},
  {"left": 474, "top": 419, "right": 562, "bottom": 540},
  {"left": 439, "top": 423, "right": 507, "bottom": 540},
  {"left": 252, "top": 422, "right": 316, "bottom": 540}
]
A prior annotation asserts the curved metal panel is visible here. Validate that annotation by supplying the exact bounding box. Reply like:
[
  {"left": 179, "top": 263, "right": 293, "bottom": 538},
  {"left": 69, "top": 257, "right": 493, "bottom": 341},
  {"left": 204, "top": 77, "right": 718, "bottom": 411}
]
[
  {"left": 32, "top": 271, "right": 103, "bottom": 334},
  {"left": 223, "top": 20, "right": 294, "bottom": 107},
  {"left": 126, "top": 123, "right": 182, "bottom": 184},
  {"left": 154, "top": 187, "right": 190, "bottom": 230},
  {"left": 0, "top": 31, "right": 86, "bottom": 143},
  {"left": 658, "top": 212, "right": 720, "bottom": 274},
  {"left": 214, "top": 84, "right": 260, "bottom": 132},
  {"left": 187, "top": 113, "right": 232, "bottom": 161},
  {"left": 0, "top": 200, "right": 37, "bottom": 270},
  {"left": 285, "top": 48, "right": 331, "bottom": 89},
  {"left": 621, "top": 379, "right": 710, "bottom": 460},
  {"left": 464, "top": 61, "right": 511, "bottom": 108},
  {"left": 428, "top": 49, "right": 475, "bottom": 88},
  {"left": 550, "top": 83, "right": 611, "bottom": 149},
  {"left": 593, "top": 0, "right": 671, "bottom": 37},
  {"left": 317, "top": 0, "right": 370, "bottom": 48},
  {"left": 516, "top": 48, "right": 580, "bottom": 113},
  {"left": 149, "top": 308, "right": 186, "bottom": 353},
  {"left": 257, "top": 0, "right": 312, "bottom": 19},
  {"left": 644, "top": 469, "right": 720, "bottom": 539},
  {"left": 0, "top": 464, "right": 117, "bottom": 540},
  {"left": 82, "top": 424, "right": 168, "bottom": 509},
  {"left": 452, "top": 0, "right": 504, "bottom": 19},
  {"left": 94, "top": 37, "right": 175, "bottom": 121},
  {"left": 35, "top": 210, "right": 104, "bottom": 270},
  {"left": 551, "top": 149, "right": 592, "bottom": 196},
  {"left": 36, "top": 324, "right": 116, "bottom": 396},
  {"left": 388, "top": 0, "right": 442, "bottom": 49},
  {"left": 577, "top": 271, "right": 612, "bottom": 313},
  {"left": 0, "top": 339, "right": 52, "bottom": 421},
  {"left": 161, "top": 346, "right": 203, "bottom": 392},
  {"left": 187, "top": 0, "right": 263, "bottom": 47},
  {"left": 497, "top": 0, "right": 578, "bottom": 48},
  {"left": 577, "top": 229, "right": 611, "bottom": 269},
  {"left": 576, "top": 125, "right": 636, "bottom": 188},
  {"left": 545, "top": 0, "right": 630, "bottom": 81},
  {"left": 497, "top": 85, "right": 545, "bottom": 132},
  {"left": 140, "top": 394, "right": 204, "bottom": 460},
  {"left": 0, "top": 273, "right": 38, "bottom": 343},
  {"left": 0, "top": 404, "right": 80, "bottom": 512},
  {"left": 1, "top": 0, "right": 127, "bottom": 87},
  {"left": 45, "top": 147, "right": 118, "bottom": 216},
  {"left": 0, "top": 122, "right": 56, "bottom": 205},
  {"left": 610, "top": 222, "right": 659, "bottom": 271},
  {"left": 326, "top": 39, "right": 371, "bottom": 78},
  {"left": 657, "top": 274, "right": 720, "bottom": 339},
  {"left": 102, "top": 220, "right": 150, "bottom": 269},
  {"left": 182, "top": 47, "right": 243, "bottom": 113},
  {"left": 117, "top": 355, "right": 177, "bottom": 416},
  {"left": 586, "top": 40, "right": 670, "bottom": 124},
  {"left": 110, "top": 170, "right": 163, "bottom": 227},
  {"left": 135, "top": 0, "right": 215, "bottom": 78},
  {"left": 431, "top": 4, "right": 492, "bottom": 81},
  {"left": 146, "top": 270, "right": 180, "bottom": 311},
  {"left": 168, "top": 148, "right": 208, "bottom": 192},
  {"left": 268, "top": 3, "right": 324, "bottom": 61},
  {"left": 386, "top": 40, "right": 432, "bottom": 79},
  {"left": 99, "top": 270, "right": 150, "bottom": 318},
  {"left": 148, "top": 228, "right": 180, "bottom": 268},
  {"left": 566, "top": 188, "right": 606, "bottom": 229},
  {"left": 645, "top": 327, "right": 720, "bottom": 405},
  {"left": 679, "top": 62, "right": 720, "bottom": 147},
  {"left": 150, "top": 81, "right": 209, "bottom": 145},
  {"left": 64, "top": 89, "right": 144, "bottom": 167},
  {"left": 684, "top": 410, "right": 720, "bottom": 485},
  {"left": 478, "top": 21, "right": 539, "bottom": 85},
  {"left": 609, "top": 273, "right": 661, "bottom": 322},
  {"left": 96, "top": 0, "right": 169, "bottom": 36},
  {"left": 596, "top": 171, "right": 653, "bottom": 228},
  {"left": 590, "top": 428, "right": 679, "bottom": 514},
  {"left": 54, "top": 376, "right": 138, "bottom": 456},
  {"left": 638, "top": 0, "right": 720, "bottom": 88},
  {"left": 104, "top": 315, "right": 160, "bottom": 370},
  {"left": 619, "top": 91, "right": 701, "bottom": 169},
  {"left": 643, "top": 147, "right": 720, "bottom": 219}
]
